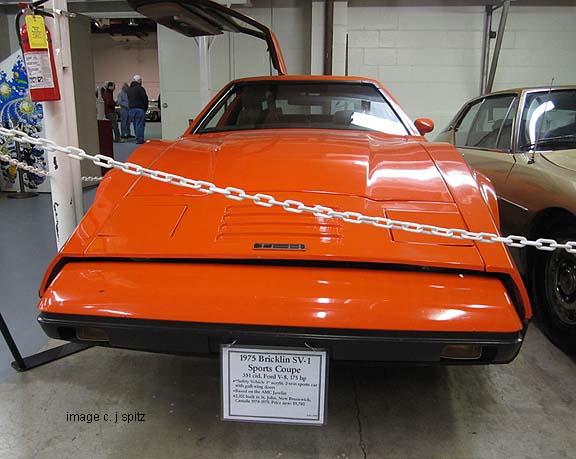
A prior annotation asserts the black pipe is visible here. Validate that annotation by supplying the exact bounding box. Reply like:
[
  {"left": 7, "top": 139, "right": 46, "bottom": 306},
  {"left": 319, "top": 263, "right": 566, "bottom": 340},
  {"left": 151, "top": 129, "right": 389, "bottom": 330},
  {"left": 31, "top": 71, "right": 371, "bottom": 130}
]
[{"left": 323, "top": 0, "right": 334, "bottom": 76}]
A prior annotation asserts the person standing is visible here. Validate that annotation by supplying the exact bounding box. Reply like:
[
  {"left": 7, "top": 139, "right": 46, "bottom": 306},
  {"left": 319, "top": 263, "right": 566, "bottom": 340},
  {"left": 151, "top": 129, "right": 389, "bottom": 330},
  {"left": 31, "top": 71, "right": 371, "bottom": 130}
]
[
  {"left": 117, "top": 82, "right": 133, "bottom": 139},
  {"left": 128, "top": 74, "right": 148, "bottom": 144},
  {"left": 103, "top": 81, "right": 121, "bottom": 142},
  {"left": 95, "top": 86, "right": 106, "bottom": 120}
]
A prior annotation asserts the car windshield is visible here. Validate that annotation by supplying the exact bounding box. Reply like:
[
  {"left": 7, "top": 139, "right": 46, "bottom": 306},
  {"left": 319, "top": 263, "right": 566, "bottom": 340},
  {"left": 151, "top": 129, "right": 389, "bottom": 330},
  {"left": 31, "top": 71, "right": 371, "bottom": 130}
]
[
  {"left": 195, "top": 82, "right": 410, "bottom": 135},
  {"left": 518, "top": 89, "right": 576, "bottom": 151}
]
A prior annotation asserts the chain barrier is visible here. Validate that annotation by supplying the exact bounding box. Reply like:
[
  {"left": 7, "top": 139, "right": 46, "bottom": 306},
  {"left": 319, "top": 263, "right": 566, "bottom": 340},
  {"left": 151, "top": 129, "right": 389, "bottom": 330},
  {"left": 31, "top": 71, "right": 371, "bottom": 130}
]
[
  {"left": 1, "top": 134, "right": 102, "bottom": 182},
  {"left": 0, "top": 152, "right": 50, "bottom": 177},
  {"left": 1, "top": 126, "right": 575, "bottom": 254}
]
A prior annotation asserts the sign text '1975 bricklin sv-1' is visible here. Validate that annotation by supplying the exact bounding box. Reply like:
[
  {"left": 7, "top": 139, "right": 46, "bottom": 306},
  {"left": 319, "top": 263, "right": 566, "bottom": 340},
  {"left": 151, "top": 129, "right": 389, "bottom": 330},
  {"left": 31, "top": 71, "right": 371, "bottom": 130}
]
[{"left": 37, "top": 0, "right": 531, "bottom": 365}]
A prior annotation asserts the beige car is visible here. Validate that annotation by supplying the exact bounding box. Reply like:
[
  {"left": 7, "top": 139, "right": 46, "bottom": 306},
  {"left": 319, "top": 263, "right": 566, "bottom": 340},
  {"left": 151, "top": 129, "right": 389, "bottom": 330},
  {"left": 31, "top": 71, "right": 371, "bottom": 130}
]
[{"left": 436, "top": 87, "right": 576, "bottom": 352}]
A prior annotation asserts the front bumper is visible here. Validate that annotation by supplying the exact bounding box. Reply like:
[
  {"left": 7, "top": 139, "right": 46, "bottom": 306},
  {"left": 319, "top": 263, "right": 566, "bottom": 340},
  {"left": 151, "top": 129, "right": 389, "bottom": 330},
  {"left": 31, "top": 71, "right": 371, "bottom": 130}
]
[{"left": 38, "top": 313, "right": 525, "bottom": 364}]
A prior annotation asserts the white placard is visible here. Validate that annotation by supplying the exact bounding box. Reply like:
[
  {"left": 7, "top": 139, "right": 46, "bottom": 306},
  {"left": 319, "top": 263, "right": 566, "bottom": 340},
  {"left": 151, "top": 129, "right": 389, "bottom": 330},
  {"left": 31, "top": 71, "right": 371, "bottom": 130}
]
[
  {"left": 221, "top": 346, "right": 328, "bottom": 425},
  {"left": 23, "top": 51, "right": 54, "bottom": 90}
]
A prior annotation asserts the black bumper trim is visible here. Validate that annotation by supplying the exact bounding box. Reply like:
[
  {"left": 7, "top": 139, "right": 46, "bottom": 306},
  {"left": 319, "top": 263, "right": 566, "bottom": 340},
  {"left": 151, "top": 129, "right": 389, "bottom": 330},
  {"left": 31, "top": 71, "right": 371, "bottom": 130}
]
[{"left": 38, "top": 313, "right": 525, "bottom": 364}]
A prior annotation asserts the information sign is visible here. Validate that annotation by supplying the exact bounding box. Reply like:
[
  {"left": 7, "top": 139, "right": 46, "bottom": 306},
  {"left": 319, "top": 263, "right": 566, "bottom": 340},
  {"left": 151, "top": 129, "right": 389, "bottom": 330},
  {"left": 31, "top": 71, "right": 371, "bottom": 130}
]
[{"left": 221, "top": 346, "right": 328, "bottom": 425}]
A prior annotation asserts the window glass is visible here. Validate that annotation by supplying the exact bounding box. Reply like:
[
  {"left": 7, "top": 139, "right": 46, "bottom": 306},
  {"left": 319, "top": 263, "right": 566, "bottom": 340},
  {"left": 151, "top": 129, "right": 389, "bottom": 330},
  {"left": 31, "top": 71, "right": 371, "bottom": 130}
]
[
  {"left": 464, "top": 95, "right": 516, "bottom": 149},
  {"left": 518, "top": 89, "right": 576, "bottom": 151},
  {"left": 195, "top": 82, "right": 410, "bottom": 135},
  {"left": 496, "top": 98, "right": 517, "bottom": 151},
  {"left": 203, "top": 92, "right": 238, "bottom": 130},
  {"left": 454, "top": 100, "right": 482, "bottom": 146}
]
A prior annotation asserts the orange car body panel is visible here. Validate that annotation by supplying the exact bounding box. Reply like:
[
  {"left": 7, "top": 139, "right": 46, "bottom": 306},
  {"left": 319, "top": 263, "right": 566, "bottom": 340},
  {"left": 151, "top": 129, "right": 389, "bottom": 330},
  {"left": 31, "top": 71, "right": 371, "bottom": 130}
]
[
  {"left": 38, "top": 75, "right": 531, "bottom": 339},
  {"left": 40, "top": 262, "right": 522, "bottom": 333}
]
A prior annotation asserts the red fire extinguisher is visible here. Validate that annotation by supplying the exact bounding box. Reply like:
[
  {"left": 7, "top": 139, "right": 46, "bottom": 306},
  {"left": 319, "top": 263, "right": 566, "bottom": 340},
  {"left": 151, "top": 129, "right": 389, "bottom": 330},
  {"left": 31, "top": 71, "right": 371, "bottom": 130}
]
[{"left": 18, "top": 11, "right": 61, "bottom": 102}]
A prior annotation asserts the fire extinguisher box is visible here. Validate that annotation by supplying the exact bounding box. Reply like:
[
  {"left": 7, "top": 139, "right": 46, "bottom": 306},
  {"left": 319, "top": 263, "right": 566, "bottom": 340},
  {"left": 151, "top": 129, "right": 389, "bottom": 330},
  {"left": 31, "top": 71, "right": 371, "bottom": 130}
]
[{"left": 20, "top": 20, "right": 61, "bottom": 102}]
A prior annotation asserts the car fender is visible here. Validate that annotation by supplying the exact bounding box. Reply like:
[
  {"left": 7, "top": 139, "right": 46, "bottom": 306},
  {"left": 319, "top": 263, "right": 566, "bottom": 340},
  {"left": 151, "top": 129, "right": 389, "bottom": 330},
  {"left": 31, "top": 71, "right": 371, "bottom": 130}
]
[
  {"left": 38, "top": 140, "right": 176, "bottom": 296},
  {"left": 473, "top": 170, "right": 500, "bottom": 230}
]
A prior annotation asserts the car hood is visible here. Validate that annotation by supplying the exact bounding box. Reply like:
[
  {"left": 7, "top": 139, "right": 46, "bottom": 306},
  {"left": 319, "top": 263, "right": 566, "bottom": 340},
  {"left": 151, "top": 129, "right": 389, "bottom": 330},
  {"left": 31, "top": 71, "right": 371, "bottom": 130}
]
[
  {"left": 541, "top": 149, "right": 576, "bottom": 172},
  {"left": 77, "top": 130, "right": 498, "bottom": 271},
  {"left": 131, "top": 130, "right": 453, "bottom": 202}
]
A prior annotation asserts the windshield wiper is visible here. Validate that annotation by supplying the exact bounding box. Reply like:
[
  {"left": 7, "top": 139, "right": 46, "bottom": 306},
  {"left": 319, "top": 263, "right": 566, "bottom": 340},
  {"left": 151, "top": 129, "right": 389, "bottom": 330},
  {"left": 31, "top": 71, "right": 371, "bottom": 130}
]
[{"left": 520, "top": 134, "right": 576, "bottom": 151}]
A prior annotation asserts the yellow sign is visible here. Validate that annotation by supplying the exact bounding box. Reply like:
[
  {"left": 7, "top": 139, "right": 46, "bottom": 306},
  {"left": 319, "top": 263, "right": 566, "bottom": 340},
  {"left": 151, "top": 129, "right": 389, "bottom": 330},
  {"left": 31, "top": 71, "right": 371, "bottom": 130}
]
[{"left": 25, "top": 15, "right": 49, "bottom": 50}]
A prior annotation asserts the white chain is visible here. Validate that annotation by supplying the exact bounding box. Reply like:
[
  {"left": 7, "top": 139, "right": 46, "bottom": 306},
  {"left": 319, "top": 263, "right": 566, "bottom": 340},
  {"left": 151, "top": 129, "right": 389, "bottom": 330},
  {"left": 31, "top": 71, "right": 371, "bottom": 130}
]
[
  {"left": 81, "top": 176, "right": 103, "bottom": 182},
  {"left": 1, "top": 134, "right": 102, "bottom": 182},
  {"left": 1, "top": 153, "right": 100, "bottom": 182},
  {"left": 0, "top": 152, "right": 50, "bottom": 177},
  {"left": 1, "top": 126, "right": 575, "bottom": 254}
]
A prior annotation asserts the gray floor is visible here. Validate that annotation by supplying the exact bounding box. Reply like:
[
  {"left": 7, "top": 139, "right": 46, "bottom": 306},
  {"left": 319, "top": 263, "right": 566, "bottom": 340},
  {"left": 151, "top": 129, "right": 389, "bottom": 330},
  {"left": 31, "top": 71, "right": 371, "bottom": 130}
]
[
  {"left": 0, "top": 328, "right": 575, "bottom": 458},
  {"left": 2, "top": 120, "right": 576, "bottom": 458},
  {"left": 0, "top": 121, "right": 160, "bottom": 382}
]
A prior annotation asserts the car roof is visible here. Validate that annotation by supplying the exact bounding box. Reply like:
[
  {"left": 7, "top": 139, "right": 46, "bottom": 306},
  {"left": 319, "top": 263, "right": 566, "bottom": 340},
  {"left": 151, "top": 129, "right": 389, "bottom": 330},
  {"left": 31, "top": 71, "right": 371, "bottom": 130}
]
[
  {"left": 228, "top": 75, "right": 384, "bottom": 85},
  {"left": 459, "top": 86, "right": 576, "bottom": 108},
  {"left": 483, "top": 86, "right": 576, "bottom": 96}
]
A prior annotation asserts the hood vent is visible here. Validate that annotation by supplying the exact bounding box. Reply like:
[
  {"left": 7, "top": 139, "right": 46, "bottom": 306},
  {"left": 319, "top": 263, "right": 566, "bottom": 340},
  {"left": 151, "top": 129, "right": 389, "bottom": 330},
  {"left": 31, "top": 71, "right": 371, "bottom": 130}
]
[{"left": 217, "top": 205, "right": 343, "bottom": 243}]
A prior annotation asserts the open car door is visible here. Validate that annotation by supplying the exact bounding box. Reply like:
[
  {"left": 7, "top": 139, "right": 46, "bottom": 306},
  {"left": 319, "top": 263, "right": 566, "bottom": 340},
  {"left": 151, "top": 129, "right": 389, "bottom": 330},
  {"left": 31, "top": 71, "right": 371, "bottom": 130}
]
[{"left": 127, "top": 0, "right": 287, "bottom": 75}]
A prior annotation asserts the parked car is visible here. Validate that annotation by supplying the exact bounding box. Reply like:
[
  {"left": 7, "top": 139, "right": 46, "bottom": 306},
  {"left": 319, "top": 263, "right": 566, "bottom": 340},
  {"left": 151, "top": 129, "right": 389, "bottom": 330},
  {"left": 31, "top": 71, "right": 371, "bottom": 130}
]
[
  {"left": 436, "top": 87, "right": 576, "bottom": 352},
  {"left": 146, "top": 98, "right": 161, "bottom": 122},
  {"left": 36, "top": 0, "right": 531, "bottom": 365}
]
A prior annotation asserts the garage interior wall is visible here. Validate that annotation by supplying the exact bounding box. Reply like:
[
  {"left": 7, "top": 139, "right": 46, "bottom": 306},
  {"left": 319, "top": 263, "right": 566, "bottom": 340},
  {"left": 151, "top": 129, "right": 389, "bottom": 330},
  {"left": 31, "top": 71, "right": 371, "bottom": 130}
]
[
  {"left": 347, "top": 4, "right": 576, "bottom": 131},
  {"left": 158, "top": 1, "right": 576, "bottom": 139},
  {"left": 0, "top": 12, "right": 21, "bottom": 60},
  {"left": 69, "top": 16, "right": 101, "bottom": 181},
  {"left": 0, "top": 13, "right": 11, "bottom": 61},
  {"left": 158, "top": 0, "right": 312, "bottom": 139},
  {"left": 92, "top": 33, "right": 160, "bottom": 99}
]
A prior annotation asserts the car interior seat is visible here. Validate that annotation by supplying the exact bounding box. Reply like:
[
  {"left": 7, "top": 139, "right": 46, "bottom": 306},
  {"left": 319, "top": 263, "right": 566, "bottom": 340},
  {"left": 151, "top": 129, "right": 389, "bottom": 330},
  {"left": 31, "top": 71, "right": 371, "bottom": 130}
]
[
  {"left": 334, "top": 110, "right": 354, "bottom": 126},
  {"left": 237, "top": 102, "right": 264, "bottom": 126},
  {"left": 472, "top": 118, "right": 504, "bottom": 148},
  {"left": 543, "top": 119, "right": 576, "bottom": 139},
  {"left": 262, "top": 107, "right": 283, "bottom": 125},
  {"left": 496, "top": 119, "right": 514, "bottom": 150}
]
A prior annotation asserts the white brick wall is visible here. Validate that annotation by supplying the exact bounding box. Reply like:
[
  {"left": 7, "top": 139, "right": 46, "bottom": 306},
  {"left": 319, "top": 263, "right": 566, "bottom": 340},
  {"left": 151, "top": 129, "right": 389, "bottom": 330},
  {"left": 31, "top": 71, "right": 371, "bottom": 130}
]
[
  {"left": 347, "top": 5, "right": 576, "bottom": 132},
  {"left": 157, "top": 2, "right": 576, "bottom": 139}
]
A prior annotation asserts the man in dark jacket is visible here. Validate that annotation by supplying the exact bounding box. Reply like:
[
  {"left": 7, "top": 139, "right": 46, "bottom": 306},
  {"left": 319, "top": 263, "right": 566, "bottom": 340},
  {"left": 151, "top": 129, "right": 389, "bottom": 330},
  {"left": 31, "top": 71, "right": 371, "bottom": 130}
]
[
  {"left": 127, "top": 75, "right": 149, "bottom": 144},
  {"left": 103, "top": 81, "right": 121, "bottom": 142}
]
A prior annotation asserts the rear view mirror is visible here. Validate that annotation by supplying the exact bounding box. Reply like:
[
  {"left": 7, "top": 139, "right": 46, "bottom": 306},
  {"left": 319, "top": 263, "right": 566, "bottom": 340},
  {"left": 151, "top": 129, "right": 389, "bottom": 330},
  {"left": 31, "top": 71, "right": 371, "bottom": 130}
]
[{"left": 414, "top": 118, "right": 434, "bottom": 135}]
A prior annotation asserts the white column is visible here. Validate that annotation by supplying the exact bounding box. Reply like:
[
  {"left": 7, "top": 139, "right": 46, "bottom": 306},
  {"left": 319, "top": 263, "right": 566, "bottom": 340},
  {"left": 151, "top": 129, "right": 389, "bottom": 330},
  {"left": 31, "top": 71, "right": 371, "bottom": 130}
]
[
  {"left": 198, "top": 36, "right": 211, "bottom": 107},
  {"left": 332, "top": 1, "right": 348, "bottom": 76},
  {"left": 44, "top": 0, "right": 83, "bottom": 249},
  {"left": 310, "top": 1, "right": 325, "bottom": 75}
]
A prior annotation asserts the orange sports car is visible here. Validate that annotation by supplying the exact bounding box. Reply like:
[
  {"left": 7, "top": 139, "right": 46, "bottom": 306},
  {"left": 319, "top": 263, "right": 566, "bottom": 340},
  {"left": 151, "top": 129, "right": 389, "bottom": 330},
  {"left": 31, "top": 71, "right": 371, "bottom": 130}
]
[{"left": 37, "top": 0, "right": 531, "bottom": 364}]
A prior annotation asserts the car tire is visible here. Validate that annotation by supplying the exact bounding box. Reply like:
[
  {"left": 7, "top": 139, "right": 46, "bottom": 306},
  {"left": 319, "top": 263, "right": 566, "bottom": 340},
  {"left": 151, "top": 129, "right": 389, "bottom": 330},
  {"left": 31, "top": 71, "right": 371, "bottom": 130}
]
[{"left": 534, "top": 226, "right": 576, "bottom": 354}]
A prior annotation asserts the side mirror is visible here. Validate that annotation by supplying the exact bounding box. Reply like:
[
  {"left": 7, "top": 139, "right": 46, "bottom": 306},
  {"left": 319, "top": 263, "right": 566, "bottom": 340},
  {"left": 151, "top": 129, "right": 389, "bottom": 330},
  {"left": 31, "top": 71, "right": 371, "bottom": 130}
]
[{"left": 414, "top": 118, "right": 434, "bottom": 136}]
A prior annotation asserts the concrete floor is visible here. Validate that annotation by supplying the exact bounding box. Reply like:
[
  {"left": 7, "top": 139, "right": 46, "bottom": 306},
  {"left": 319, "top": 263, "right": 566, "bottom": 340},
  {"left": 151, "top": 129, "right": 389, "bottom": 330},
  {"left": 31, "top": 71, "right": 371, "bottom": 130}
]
[
  {"left": 0, "top": 121, "right": 160, "bottom": 382},
  {"left": 2, "top": 120, "right": 576, "bottom": 458},
  {"left": 0, "top": 327, "right": 575, "bottom": 458}
]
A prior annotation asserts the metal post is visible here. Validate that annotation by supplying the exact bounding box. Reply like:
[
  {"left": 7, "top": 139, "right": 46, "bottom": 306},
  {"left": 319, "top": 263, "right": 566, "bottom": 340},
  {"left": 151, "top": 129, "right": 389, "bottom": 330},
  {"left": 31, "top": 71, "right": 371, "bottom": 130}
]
[
  {"left": 7, "top": 141, "right": 38, "bottom": 199},
  {"left": 44, "top": 0, "right": 83, "bottom": 249},
  {"left": 198, "top": 36, "right": 211, "bottom": 107},
  {"left": 228, "top": 33, "right": 235, "bottom": 82},
  {"left": 1, "top": 312, "right": 92, "bottom": 372},
  {"left": 485, "top": 0, "right": 511, "bottom": 94},
  {"left": 479, "top": 5, "right": 493, "bottom": 95},
  {"left": 323, "top": 0, "right": 334, "bottom": 76},
  {"left": 0, "top": 313, "right": 27, "bottom": 371}
]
